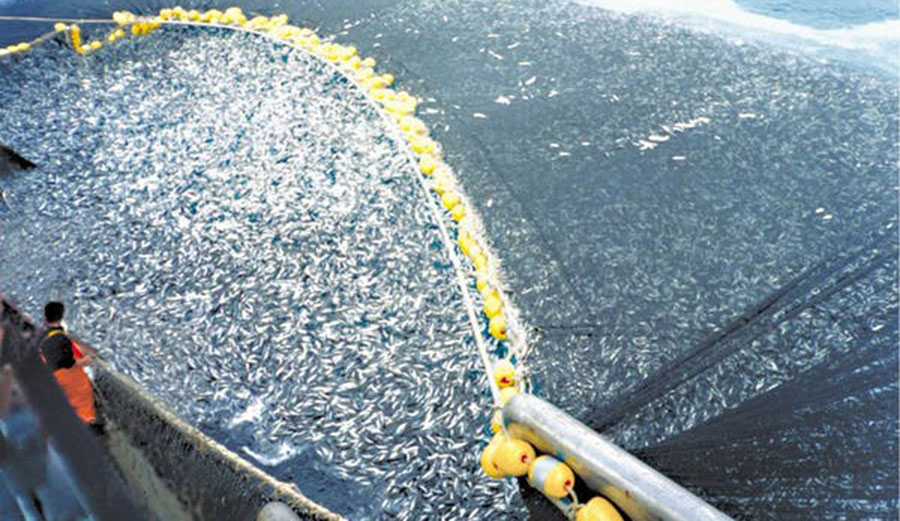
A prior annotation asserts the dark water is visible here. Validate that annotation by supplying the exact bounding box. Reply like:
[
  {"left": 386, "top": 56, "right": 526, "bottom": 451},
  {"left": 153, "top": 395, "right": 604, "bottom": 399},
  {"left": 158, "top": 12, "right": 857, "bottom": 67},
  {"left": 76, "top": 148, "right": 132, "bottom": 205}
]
[{"left": 1, "top": 0, "right": 898, "bottom": 519}]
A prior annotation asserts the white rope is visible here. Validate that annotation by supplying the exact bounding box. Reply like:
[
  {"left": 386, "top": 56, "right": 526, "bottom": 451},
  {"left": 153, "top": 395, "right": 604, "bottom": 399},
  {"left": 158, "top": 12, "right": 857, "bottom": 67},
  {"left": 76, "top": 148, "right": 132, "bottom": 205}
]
[{"left": 0, "top": 15, "right": 114, "bottom": 24}]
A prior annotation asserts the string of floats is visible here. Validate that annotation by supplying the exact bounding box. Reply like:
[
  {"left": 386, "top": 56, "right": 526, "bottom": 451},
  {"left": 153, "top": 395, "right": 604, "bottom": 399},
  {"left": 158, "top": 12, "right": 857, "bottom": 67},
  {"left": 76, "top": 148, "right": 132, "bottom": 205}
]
[{"left": 0, "top": 8, "right": 622, "bottom": 520}]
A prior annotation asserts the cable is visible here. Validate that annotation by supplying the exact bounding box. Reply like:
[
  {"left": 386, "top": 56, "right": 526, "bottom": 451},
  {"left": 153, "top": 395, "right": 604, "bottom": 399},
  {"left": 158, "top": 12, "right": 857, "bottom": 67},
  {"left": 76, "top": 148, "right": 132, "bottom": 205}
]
[{"left": 0, "top": 15, "right": 114, "bottom": 24}]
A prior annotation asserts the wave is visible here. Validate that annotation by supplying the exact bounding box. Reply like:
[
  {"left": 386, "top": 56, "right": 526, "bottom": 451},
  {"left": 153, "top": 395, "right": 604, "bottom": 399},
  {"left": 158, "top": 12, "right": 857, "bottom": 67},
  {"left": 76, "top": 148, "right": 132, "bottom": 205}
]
[
  {"left": 575, "top": 0, "right": 899, "bottom": 72},
  {"left": 241, "top": 441, "right": 302, "bottom": 467}
]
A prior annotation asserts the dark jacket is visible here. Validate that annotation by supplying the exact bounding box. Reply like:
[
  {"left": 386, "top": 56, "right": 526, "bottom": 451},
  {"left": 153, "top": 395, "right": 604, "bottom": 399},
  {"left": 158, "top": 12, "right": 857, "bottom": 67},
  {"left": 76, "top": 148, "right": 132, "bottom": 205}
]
[{"left": 38, "top": 327, "right": 75, "bottom": 371}]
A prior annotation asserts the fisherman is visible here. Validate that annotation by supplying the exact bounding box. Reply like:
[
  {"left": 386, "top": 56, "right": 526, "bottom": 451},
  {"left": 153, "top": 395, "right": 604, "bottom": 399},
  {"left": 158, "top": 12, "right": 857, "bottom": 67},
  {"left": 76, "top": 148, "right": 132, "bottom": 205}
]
[{"left": 37, "top": 302, "right": 98, "bottom": 430}]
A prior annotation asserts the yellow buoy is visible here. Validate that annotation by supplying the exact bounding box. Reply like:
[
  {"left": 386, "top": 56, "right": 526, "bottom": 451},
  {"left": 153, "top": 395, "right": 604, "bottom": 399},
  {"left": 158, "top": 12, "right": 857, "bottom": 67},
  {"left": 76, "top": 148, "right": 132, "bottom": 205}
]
[
  {"left": 490, "top": 314, "right": 508, "bottom": 340},
  {"left": 382, "top": 73, "right": 395, "bottom": 86},
  {"left": 499, "top": 386, "right": 519, "bottom": 405},
  {"left": 484, "top": 292, "right": 502, "bottom": 319},
  {"left": 495, "top": 438, "right": 535, "bottom": 477},
  {"left": 54, "top": 23, "right": 67, "bottom": 31},
  {"left": 112, "top": 11, "right": 135, "bottom": 26},
  {"left": 398, "top": 91, "right": 417, "bottom": 106},
  {"left": 398, "top": 116, "right": 424, "bottom": 133},
  {"left": 249, "top": 16, "right": 269, "bottom": 29},
  {"left": 432, "top": 168, "right": 451, "bottom": 190},
  {"left": 432, "top": 180, "right": 449, "bottom": 195},
  {"left": 451, "top": 204, "right": 466, "bottom": 222},
  {"left": 88, "top": 41, "right": 102, "bottom": 51},
  {"left": 476, "top": 273, "right": 490, "bottom": 295},
  {"left": 70, "top": 24, "right": 83, "bottom": 53},
  {"left": 528, "top": 455, "right": 575, "bottom": 499},
  {"left": 441, "top": 191, "right": 460, "bottom": 211},
  {"left": 299, "top": 34, "right": 321, "bottom": 49},
  {"left": 384, "top": 100, "right": 410, "bottom": 116},
  {"left": 458, "top": 231, "right": 474, "bottom": 256},
  {"left": 398, "top": 115, "right": 415, "bottom": 132},
  {"left": 201, "top": 9, "right": 223, "bottom": 23},
  {"left": 493, "top": 359, "right": 515, "bottom": 388},
  {"left": 361, "top": 56, "right": 376, "bottom": 68},
  {"left": 270, "top": 25, "right": 291, "bottom": 39},
  {"left": 472, "top": 251, "right": 488, "bottom": 272},
  {"left": 411, "top": 136, "right": 437, "bottom": 155},
  {"left": 419, "top": 155, "right": 437, "bottom": 175},
  {"left": 409, "top": 118, "right": 427, "bottom": 135},
  {"left": 379, "top": 88, "right": 397, "bottom": 103},
  {"left": 576, "top": 497, "right": 624, "bottom": 521},
  {"left": 16, "top": 43, "right": 30, "bottom": 52},
  {"left": 480, "top": 434, "right": 506, "bottom": 478},
  {"left": 490, "top": 409, "right": 503, "bottom": 433}
]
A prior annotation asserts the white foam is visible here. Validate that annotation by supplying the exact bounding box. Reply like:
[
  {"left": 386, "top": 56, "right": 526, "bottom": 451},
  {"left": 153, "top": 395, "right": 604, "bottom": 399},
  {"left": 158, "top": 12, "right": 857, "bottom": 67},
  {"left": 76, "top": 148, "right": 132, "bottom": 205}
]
[
  {"left": 228, "top": 398, "right": 265, "bottom": 428},
  {"left": 575, "top": 0, "right": 899, "bottom": 71},
  {"left": 241, "top": 441, "right": 301, "bottom": 467}
]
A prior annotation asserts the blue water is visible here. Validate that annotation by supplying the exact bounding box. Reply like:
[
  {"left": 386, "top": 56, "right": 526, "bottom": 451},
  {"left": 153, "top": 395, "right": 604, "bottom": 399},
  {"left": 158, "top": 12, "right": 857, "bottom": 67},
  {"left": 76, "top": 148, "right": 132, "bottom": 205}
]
[
  {"left": 574, "top": 0, "right": 899, "bottom": 74},
  {"left": 2, "top": 0, "right": 900, "bottom": 62},
  {"left": 735, "top": 0, "right": 898, "bottom": 29}
]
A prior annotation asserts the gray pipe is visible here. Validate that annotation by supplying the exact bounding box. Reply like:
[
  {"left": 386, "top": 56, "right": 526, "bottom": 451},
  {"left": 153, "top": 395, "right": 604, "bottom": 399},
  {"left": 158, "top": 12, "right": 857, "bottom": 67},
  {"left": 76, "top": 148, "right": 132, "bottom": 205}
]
[{"left": 503, "top": 393, "right": 733, "bottom": 521}]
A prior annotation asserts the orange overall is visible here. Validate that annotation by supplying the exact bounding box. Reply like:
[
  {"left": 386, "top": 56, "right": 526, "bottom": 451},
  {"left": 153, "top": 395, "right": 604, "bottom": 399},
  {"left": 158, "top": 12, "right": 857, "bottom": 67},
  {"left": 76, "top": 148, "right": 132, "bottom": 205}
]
[{"left": 44, "top": 330, "right": 96, "bottom": 424}]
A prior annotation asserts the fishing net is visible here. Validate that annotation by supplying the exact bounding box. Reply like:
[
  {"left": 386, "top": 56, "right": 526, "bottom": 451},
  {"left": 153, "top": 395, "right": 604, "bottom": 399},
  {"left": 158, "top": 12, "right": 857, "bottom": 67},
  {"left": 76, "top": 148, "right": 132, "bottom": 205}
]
[{"left": 298, "top": 1, "right": 898, "bottom": 517}]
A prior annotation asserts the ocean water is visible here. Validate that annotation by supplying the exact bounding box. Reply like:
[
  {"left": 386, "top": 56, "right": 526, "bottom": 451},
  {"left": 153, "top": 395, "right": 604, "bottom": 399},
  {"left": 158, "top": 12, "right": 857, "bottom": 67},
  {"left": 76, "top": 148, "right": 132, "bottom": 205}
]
[
  {"left": 735, "top": 0, "right": 898, "bottom": 29},
  {"left": 576, "top": 0, "right": 900, "bottom": 73},
  {"left": 1, "top": 0, "right": 899, "bottom": 74},
  {"left": 0, "top": 0, "right": 897, "bottom": 520}
]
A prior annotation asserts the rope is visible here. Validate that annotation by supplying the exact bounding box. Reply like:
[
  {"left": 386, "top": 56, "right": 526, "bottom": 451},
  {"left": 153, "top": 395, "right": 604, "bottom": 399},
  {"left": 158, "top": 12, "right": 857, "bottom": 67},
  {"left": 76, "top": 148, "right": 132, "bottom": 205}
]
[{"left": 0, "top": 15, "right": 114, "bottom": 24}]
